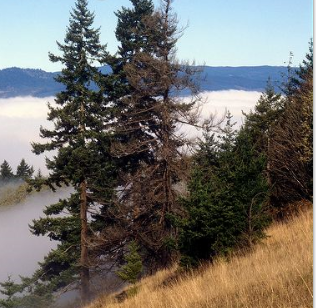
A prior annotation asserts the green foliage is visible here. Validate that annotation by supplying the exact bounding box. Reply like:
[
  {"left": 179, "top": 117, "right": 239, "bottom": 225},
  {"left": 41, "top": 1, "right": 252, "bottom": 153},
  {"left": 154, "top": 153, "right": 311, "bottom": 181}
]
[
  {"left": 177, "top": 113, "right": 270, "bottom": 267},
  {"left": 114, "top": 0, "right": 154, "bottom": 60},
  {"left": 16, "top": 158, "right": 34, "bottom": 180},
  {"left": 26, "top": 0, "right": 118, "bottom": 302},
  {"left": 243, "top": 79, "right": 284, "bottom": 154},
  {"left": 231, "top": 129, "right": 270, "bottom": 243},
  {"left": 269, "top": 41, "right": 313, "bottom": 212},
  {"left": 177, "top": 41, "right": 313, "bottom": 269},
  {"left": 116, "top": 241, "right": 143, "bottom": 284},
  {"left": 7, "top": 2, "right": 312, "bottom": 306},
  {"left": 0, "top": 277, "right": 22, "bottom": 308},
  {"left": 0, "top": 276, "right": 52, "bottom": 308},
  {"left": 0, "top": 160, "right": 14, "bottom": 182},
  {"left": 107, "top": 0, "right": 156, "bottom": 168},
  {"left": 0, "top": 158, "right": 34, "bottom": 186}
]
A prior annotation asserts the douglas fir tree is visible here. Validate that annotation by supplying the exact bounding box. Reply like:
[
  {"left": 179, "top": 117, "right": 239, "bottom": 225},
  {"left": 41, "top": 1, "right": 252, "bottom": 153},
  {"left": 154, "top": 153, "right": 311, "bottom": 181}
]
[
  {"left": 29, "top": 0, "right": 116, "bottom": 304},
  {"left": 109, "top": 0, "right": 202, "bottom": 269}
]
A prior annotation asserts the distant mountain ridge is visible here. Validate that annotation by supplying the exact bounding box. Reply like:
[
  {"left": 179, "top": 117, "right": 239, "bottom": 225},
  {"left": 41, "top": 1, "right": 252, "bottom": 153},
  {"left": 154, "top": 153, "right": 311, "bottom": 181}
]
[
  {"left": 0, "top": 66, "right": 289, "bottom": 98},
  {"left": 198, "top": 66, "right": 288, "bottom": 92},
  {"left": 0, "top": 67, "right": 62, "bottom": 98}
]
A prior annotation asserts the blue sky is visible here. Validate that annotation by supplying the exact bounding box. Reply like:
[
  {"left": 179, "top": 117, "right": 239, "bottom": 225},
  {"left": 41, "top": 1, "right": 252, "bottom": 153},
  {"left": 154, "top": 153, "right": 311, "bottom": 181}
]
[{"left": 0, "top": 0, "right": 313, "bottom": 72}]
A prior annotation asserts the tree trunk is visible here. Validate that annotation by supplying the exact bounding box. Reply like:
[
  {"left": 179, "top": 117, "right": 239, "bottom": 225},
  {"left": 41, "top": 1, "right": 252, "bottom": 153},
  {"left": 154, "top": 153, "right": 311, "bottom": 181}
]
[{"left": 80, "top": 179, "right": 90, "bottom": 304}]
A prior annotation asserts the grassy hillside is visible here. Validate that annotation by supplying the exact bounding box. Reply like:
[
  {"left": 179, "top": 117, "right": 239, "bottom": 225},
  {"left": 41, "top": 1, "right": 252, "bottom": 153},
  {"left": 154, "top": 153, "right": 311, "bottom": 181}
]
[
  {"left": 0, "top": 181, "right": 52, "bottom": 207},
  {"left": 87, "top": 206, "right": 313, "bottom": 308},
  {"left": 0, "top": 182, "right": 30, "bottom": 206}
]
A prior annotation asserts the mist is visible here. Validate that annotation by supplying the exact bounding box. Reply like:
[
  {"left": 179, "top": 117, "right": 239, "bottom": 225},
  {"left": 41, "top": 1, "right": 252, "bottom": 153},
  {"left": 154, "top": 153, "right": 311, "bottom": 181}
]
[
  {"left": 0, "top": 186, "right": 72, "bottom": 286},
  {"left": 0, "top": 96, "right": 55, "bottom": 175},
  {"left": 0, "top": 90, "right": 261, "bottom": 174},
  {"left": 199, "top": 90, "right": 262, "bottom": 123}
]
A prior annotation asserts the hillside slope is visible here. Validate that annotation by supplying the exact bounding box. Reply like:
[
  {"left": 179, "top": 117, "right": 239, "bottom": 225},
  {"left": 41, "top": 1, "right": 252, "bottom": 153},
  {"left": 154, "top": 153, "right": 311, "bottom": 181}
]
[
  {"left": 0, "top": 182, "right": 30, "bottom": 206},
  {"left": 87, "top": 206, "right": 313, "bottom": 308}
]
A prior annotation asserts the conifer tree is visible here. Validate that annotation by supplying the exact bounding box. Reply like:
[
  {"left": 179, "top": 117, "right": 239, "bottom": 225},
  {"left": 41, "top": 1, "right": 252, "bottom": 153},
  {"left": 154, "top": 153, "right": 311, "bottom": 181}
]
[
  {"left": 177, "top": 113, "right": 269, "bottom": 267},
  {"left": 29, "top": 0, "right": 115, "bottom": 304},
  {"left": 243, "top": 79, "right": 284, "bottom": 154},
  {"left": 16, "top": 158, "right": 34, "bottom": 180},
  {"left": 116, "top": 241, "right": 143, "bottom": 285},
  {"left": 269, "top": 41, "right": 313, "bottom": 213},
  {"left": 35, "top": 168, "right": 43, "bottom": 179},
  {"left": 242, "top": 80, "right": 284, "bottom": 196},
  {"left": 107, "top": 0, "right": 156, "bottom": 168},
  {"left": 108, "top": 0, "right": 202, "bottom": 268},
  {"left": 82, "top": 0, "right": 158, "bottom": 275},
  {"left": 0, "top": 277, "right": 21, "bottom": 308},
  {"left": 0, "top": 160, "right": 14, "bottom": 182}
]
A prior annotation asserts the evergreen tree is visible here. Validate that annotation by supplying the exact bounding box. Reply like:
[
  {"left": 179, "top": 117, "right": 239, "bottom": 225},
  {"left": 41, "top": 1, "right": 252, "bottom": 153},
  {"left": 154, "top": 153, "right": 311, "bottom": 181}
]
[
  {"left": 82, "top": 0, "right": 158, "bottom": 276},
  {"left": 243, "top": 79, "right": 284, "bottom": 154},
  {"left": 116, "top": 241, "right": 143, "bottom": 285},
  {"left": 0, "top": 277, "right": 21, "bottom": 308},
  {"left": 241, "top": 80, "right": 284, "bottom": 207},
  {"left": 269, "top": 41, "right": 313, "bottom": 214},
  {"left": 107, "top": 0, "right": 156, "bottom": 169},
  {"left": 29, "top": 0, "right": 116, "bottom": 304},
  {"left": 218, "top": 110, "right": 237, "bottom": 152},
  {"left": 16, "top": 158, "right": 34, "bottom": 180},
  {"left": 177, "top": 113, "right": 269, "bottom": 267},
  {"left": 109, "top": 0, "right": 202, "bottom": 269},
  {"left": 232, "top": 128, "right": 270, "bottom": 245},
  {"left": 0, "top": 160, "right": 14, "bottom": 182}
]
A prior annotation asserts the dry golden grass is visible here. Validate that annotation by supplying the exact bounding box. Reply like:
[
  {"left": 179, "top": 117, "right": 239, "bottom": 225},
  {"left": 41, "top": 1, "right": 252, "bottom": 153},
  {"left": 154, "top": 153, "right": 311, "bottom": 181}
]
[
  {"left": 87, "top": 206, "right": 313, "bottom": 308},
  {"left": 0, "top": 182, "right": 29, "bottom": 206}
]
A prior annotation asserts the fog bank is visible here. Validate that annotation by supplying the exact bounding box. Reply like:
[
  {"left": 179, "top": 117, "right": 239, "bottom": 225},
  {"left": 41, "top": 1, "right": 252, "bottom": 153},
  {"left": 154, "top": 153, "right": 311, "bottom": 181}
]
[
  {"left": 0, "top": 186, "right": 72, "bottom": 286},
  {"left": 0, "top": 96, "right": 55, "bottom": 174},
  {"left": 0, "top": 91, "right": 261, "bottom": 173}
]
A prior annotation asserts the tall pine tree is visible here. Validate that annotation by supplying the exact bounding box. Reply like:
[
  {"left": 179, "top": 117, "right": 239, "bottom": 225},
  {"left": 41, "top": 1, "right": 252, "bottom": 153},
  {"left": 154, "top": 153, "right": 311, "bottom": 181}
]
[
  {"left": 83, "top": 0, "right": 158, "bottom": 276},
  {"left": 107, "top": 0, "right": 156, "bottom": 169},
  {"left": 109, "top": 0, "right": 202, "bottom": 269},
  {"left": 29, "top": 0, "right": 116, "bottom": 304}
]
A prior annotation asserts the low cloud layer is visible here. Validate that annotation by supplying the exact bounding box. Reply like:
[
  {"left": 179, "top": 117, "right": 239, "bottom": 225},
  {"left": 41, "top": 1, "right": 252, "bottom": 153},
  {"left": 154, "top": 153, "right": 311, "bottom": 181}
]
[
  {"left": 197, "top": 90, "right": 262, "bottom": 123},
  {"left": 0, "top": 96, "right": 55, "bottom": 174},
  {"left": 179, "top": 90, "right": 262, "bottom": 139},
  {"left": 0, "top": 186, "right": 72, "bottom": 284},
  {"left": 0, "top": 96, "right": 53, "bottom": 119},
  {"left": 0, "top": 91, "right": 261, "bottom": 174}
]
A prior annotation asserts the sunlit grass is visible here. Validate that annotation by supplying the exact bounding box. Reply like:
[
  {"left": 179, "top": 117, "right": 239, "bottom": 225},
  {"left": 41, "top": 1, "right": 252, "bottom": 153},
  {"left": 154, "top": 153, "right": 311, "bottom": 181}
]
[
  {"left": 86, "top": 205, "right": 313, "bottom": 308},
  {"left": 0, "top": 182, "right": 30, "bottom": 206}
]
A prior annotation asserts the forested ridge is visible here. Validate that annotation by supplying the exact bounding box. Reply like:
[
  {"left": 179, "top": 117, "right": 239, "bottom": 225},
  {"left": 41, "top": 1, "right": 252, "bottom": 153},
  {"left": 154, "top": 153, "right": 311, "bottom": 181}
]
[
  {"left": 0, "top": 0, "right": 312, "bottom": 307},
  {"left": 0, "top": 66, "right": 290, "bottom": 98}
]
